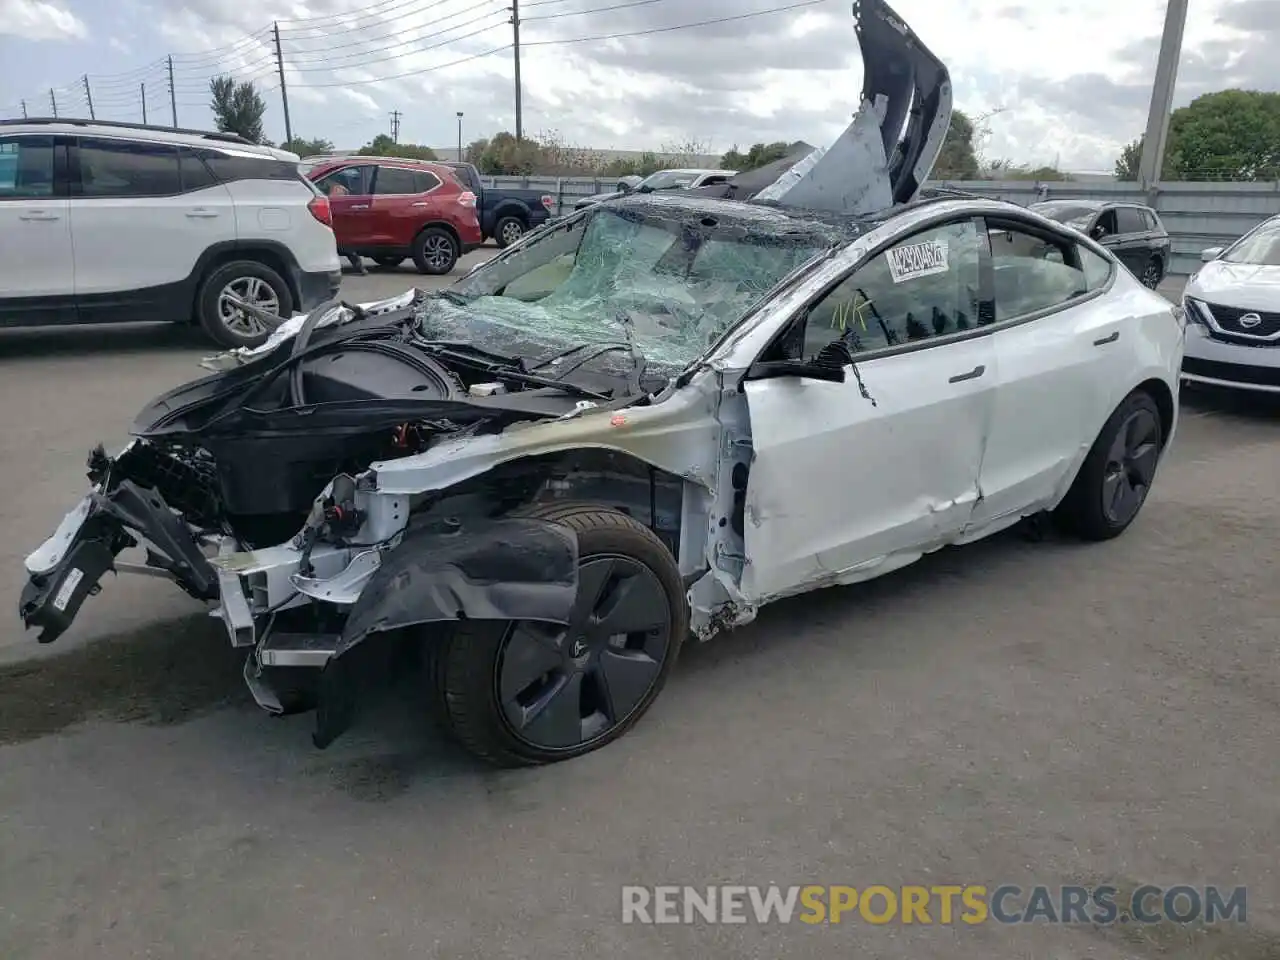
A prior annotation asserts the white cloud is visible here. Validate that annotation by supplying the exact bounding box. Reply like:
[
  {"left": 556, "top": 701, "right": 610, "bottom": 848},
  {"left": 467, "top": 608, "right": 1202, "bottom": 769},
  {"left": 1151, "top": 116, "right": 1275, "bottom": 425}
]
[
  {"left": 10, "top": 0, "right": 1280, "bottom": 169},
  {"left": 0, "top": 0, "right": 86, "bottom": 40}
]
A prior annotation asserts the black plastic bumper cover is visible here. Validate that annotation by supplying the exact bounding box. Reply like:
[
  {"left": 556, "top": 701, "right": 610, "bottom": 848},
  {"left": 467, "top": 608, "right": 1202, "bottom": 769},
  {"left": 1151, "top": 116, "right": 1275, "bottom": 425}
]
[
  {"left": 19, "top": 480, "right": 218, "bottom": 644},
  {"left": 312, "top": 516, "right": 580, "bottom": 748}
]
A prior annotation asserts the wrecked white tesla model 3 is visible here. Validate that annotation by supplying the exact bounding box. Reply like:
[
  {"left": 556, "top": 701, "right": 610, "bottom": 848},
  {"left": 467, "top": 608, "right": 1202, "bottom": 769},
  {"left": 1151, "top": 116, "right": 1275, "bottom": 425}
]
[{"left": 19, "top": 0, "right": 1185, "bottom": 767}]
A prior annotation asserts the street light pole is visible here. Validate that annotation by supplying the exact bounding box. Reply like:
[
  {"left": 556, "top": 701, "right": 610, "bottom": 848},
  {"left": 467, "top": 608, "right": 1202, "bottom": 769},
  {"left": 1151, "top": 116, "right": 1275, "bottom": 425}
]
[{"left": 457, "top": 111, "right": 464, "bottom": 162}]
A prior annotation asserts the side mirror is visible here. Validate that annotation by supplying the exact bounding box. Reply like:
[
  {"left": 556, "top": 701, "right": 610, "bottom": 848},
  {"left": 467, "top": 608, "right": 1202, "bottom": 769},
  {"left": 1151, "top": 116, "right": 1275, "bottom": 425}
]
[
  {"left": 617, "top": 181, "right": 633, "bottom": 194},
  {"left": 746, "top": 359, "right": 846, "bottom": 384},
  {"left": 1200, "top": 246, "right": 1223, "bottom": 262}
]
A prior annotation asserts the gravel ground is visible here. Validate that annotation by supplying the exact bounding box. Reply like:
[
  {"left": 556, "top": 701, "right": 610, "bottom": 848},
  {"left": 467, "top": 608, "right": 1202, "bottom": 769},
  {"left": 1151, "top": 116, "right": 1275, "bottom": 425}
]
[{"left": 3, "top": 263, "right": 1278, "bottom": 960}]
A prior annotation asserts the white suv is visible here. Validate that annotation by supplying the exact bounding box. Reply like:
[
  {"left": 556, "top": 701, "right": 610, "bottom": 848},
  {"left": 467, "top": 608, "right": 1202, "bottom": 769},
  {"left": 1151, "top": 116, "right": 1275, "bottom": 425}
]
[{"left": 0, "top": 118, "right": 342, "bottom": 348}]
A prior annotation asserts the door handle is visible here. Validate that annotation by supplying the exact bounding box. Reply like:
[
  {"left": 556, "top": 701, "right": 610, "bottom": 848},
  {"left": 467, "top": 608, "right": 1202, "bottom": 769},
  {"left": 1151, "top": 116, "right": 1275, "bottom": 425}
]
[
  {"left": 1093, "top": 331, "right": 1120, "bottom": 346},
  {"left": 18, "top": 211, "right": 58, "bottom": 221},
  {"left": 948, "top": 364, "right": 985, "bottom": 383},
  {"left": 350, "top": 204, "right": 370, "bottom": 210},
  {"left": 411, "top": 201, "right": 429, "bottom": 207},
  {"left": 185, "top": 209, "right": 219, "bottom": 218}
]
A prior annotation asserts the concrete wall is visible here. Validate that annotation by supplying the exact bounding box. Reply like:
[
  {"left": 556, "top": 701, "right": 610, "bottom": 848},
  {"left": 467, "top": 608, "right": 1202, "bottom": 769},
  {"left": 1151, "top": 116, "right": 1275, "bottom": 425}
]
[{"left": 484, "top": 174, "right": 1280, "bottom": 278}]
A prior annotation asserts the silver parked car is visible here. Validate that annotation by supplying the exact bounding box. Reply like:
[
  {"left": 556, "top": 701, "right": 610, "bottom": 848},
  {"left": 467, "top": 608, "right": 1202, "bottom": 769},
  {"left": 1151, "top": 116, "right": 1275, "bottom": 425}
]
[{"left": 19, "top": 0, "right": 1184, "bottom": 769}]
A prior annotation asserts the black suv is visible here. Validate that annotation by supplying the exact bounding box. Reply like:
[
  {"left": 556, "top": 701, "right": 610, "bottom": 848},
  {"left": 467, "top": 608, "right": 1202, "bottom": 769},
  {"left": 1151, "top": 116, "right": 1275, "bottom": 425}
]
[{"left": 1029, "top": 199, "right": 1171, "bottom": 289}]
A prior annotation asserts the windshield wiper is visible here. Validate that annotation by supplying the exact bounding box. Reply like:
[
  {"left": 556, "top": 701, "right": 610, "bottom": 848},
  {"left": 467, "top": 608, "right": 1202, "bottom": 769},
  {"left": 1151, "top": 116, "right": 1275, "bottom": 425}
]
[{"left": 615, "top": 311, "right": 648, "bottom": 396}]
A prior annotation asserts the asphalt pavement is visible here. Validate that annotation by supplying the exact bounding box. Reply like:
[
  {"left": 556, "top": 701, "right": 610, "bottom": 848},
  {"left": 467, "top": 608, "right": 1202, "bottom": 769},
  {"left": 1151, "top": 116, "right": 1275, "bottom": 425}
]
[{"left": 2, "top": 264, "right": 1279, "bottom": 960}]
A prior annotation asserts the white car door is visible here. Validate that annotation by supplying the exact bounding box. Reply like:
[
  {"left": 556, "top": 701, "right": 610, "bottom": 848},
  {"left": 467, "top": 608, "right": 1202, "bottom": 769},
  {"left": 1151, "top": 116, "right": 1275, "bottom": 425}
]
[
  {"left": 70, "top": 136, "right": 237, "bottom": 323},
  {"left": 0, "top": 133, "right": 75, "bottom": 322},
  {"left": 966, "top": 221, "right": 1130, "bottom": 534},
  {"left": 740, "top": 216, "right": 997, "bottom": 605}
]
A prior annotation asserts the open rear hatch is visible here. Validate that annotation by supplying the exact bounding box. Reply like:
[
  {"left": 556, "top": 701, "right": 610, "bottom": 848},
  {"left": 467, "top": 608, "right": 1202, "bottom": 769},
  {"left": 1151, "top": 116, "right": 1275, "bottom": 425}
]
[{"left": 689, "top": 0, "right": 952, "bottom": 213}]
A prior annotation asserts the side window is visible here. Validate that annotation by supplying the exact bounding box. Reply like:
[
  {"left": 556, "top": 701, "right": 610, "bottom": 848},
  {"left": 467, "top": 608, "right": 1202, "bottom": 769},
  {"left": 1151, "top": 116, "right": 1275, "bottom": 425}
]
[
  {"left": 178, "top": 148, "right": 217, "bottom": 193},
  {"left": 0, "top": 135, "right": 55, "bottom": 198},
  {"left": 202, "top": 153, "right": 300, "bottom": 183},
  {"left": 78, "top": 138, "right": 181, "bottom": 197},
  {"left": 315, "top": 165, "right": 370, "bottom": 196},
  {"left": 1080, "top": 246, "right": 1113, "bottom": 291},
  {"left": 373, "top": 166, "right": 420, "bottom": 195},
  {"left": 412, "top": 171, "right": 441, "bottom": 193},
  {"left": 1114, "top": 207, "right": 1145, "bottom": 234},
  {"left": 798, "top": 218, "right": 985, "bottom": 361},
  {"left": 988, "top": 224, "right": 1086, "bottom": 321}
]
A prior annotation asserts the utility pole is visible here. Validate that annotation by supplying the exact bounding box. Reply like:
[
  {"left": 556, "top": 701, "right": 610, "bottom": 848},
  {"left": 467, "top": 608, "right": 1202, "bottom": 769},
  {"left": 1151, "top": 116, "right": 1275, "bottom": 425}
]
[
  {"left": 141, "top": 83, "right": 147, "bottom": 124},
  {"left": 83, "top": 75, "right": 95, "bottom": 119},
  {"left": 390, "top": 110, "right": 401, "bottom": 142},
  {"left": 167, "top": 55, "right": 178, "bottom": 127},
  {"left": 456, "top": 111, "right": 463, "bottom": 161},
  {"left": 510, "top": 0, "right": 523, "bottom": 140},
  {"left": 273, "top": 21, "right": 294, "bottom": 146},
  {"left": 1138, "top": 0, "right": 1188, "bottom": 189},
  {"left": 20, "top": 99, "right": 27, "bottom": 119},
  {"left": 49, "top": 89, "right": 57, "bottom": 118}
]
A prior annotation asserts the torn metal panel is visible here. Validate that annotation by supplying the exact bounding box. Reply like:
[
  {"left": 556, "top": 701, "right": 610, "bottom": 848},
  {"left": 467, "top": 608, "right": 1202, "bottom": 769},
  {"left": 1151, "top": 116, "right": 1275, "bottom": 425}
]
[
  {"left": 335, "top": 516, "right": 580, "bottom": 655},
  {"left": 756, "top": 0, "right": 952, "bottom": 215}
]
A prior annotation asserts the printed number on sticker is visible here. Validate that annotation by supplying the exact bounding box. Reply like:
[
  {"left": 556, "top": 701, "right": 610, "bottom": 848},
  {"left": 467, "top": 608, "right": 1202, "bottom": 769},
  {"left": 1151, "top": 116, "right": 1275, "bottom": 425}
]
[
  {"left": 887, "top": 239, "right": 948, "bottom": 283},
  {"left": 52, "top": 567, "right": 84, "bottom": 612}
]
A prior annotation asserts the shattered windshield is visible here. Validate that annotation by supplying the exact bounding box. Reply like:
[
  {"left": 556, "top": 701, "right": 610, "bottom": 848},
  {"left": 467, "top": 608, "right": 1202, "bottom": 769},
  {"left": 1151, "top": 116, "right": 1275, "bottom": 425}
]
[
  {"left": 434, "top": 200, "right": 840, "bottom": 372},
  {"left": 1031, "top": 202, "right": 1098, "bottom": 225}
]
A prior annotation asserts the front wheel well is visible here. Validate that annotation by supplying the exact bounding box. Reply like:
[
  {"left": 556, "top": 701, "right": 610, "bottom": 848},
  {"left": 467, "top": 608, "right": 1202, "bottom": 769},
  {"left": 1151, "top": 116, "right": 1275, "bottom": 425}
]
[{"left": 1134, "top": 377, "right": 1175, "bottom": 448}]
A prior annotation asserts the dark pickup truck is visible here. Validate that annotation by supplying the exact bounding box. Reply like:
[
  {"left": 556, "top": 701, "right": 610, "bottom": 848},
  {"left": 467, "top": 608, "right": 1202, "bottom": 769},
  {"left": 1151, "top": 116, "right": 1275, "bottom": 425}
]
[{"left": 442, "top": 161, "right": 555, "bottom": 248}]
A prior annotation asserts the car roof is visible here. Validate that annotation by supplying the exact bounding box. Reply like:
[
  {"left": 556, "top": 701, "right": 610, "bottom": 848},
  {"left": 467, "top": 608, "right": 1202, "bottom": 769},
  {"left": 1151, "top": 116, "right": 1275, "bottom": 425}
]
[
  {"left": 308, "top": 155, "right": 462, "bottom": 183},
  {"left": 0, "top": 117, "right": 285, "bottom": 156}
]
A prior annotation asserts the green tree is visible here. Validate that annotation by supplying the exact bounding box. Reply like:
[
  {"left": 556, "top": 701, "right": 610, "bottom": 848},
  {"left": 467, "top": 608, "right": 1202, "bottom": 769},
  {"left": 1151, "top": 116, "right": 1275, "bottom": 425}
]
[
  {"left": 209, "top": 75, "right": 268, "bottom": 144},
  {"left": 720, "top": 141, "right": 791, "bottom": 171},
  {"left": 477, "top": 131, "right": 540, "bottom": 175},
  {"left": 1166, "top": 89, "right": 1280, "bottom": 180},
  {"left": 281, "top": 137, "right": 334, "bottom": 157},
  {"left": 464, "top": 138, "right": 489, "bottom": 164},
  {"left": 933, "top": 109, "right": 980, "bottom": 179},
  {"left": 1114, "top": 137, "right": 1143, "bottom": 180},
  {"left": 357, "top": 133, "right": 437, "bottom": 160}
]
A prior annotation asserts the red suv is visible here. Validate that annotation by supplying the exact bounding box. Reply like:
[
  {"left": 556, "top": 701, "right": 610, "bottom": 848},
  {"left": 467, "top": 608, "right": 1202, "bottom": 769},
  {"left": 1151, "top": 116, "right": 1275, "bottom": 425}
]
[{"left": 308, "top": 157, "right": 483, "bottom": 275}]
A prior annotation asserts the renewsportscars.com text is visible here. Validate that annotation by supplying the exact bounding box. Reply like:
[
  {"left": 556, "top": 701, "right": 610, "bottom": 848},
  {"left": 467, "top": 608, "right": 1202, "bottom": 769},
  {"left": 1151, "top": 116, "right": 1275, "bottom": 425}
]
[{"left": 621, "top": 884, "right": 1247, "bottom": 925}]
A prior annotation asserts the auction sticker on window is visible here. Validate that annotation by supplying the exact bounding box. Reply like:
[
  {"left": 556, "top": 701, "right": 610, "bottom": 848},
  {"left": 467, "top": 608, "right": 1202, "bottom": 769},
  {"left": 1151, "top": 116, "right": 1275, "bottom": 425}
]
[{"left": 886, "top": 239, "right": 949, "bottom": 283}]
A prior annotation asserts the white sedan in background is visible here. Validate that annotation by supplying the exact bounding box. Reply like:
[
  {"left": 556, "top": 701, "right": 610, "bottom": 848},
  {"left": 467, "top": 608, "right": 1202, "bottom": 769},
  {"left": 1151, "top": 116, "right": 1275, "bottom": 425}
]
[{"left": 1182, "top": 215, "right": 1280, "bottom": 393}]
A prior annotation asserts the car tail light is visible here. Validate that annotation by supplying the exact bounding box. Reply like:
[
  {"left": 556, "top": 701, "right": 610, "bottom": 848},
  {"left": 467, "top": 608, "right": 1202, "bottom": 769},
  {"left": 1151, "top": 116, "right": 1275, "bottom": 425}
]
[
  {"left": 308, "top": 195, "right": 332, "bottom": 227},
  {"left": 540, "top": 194, "right": 554, "bottom": 211},
  {"left": 458, "top": 190, "right": 477, "bottom": 207}
]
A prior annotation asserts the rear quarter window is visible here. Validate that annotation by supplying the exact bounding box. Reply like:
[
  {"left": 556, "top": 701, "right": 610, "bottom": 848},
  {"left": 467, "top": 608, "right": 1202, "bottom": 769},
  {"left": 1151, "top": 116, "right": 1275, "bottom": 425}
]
[{"left": 203, "top": 152, "right": 306, "bottom": 185}]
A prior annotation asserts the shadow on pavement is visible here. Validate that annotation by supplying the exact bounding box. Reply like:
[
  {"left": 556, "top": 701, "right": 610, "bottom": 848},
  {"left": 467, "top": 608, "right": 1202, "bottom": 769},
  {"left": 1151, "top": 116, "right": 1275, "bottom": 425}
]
[
  {"left": 1182, "top": 382, "right": 1280, "bottom": 421},
  {"left": 0, "top": 322, "right": 211, "bottom": 361}
]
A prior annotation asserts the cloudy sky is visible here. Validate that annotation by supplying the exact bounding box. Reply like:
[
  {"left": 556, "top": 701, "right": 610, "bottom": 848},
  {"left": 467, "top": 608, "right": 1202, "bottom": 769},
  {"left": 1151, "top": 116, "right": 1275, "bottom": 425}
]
[{"left": 1, "top": 0, "right": 1277, "bottom": 171}]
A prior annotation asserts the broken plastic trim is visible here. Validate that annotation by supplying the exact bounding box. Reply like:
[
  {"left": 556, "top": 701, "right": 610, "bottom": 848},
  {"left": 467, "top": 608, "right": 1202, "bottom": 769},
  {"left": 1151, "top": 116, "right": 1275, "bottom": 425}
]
[{"left": 311, "top": 516, "right": 580, "bottom": 749}]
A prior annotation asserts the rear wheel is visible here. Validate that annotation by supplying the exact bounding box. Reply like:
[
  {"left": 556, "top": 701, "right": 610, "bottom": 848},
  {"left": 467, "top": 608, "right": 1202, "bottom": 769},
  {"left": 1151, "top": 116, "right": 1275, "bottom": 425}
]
[
  {"left": 372, "top": 256, "right": 405, "bottom": 269},
  {"left": 430, "top": 502, "right": 687, "bottom": 767},
  {"left": 494, "top": 215, "right": 526, "bottom": 248},
  {"left": 1054, "top": 390, "right": 1163, "bottom": 541},
  {"left": 196, "top": 260, "right": 293, "bottom": 349},
  {"left": 411, "top": 227, "right": 458, "bottom": 275}
]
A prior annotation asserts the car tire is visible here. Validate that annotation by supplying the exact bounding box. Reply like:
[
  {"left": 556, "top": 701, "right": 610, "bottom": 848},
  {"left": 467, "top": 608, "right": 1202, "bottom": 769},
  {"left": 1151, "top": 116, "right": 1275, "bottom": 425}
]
[
  {"left": 196, "top": 259, "right": 294, "bottom": 350},
  {"left": 493, "top": 215, "right": 526, "bottom": 249},
  {"left": 372, "top": 256, "right": 405, "bottom": 269},
  {"left": 1054, "top": 389, "right": 1163, "bottom": 542},
  {"left": 411, "top": 227, "right": 459, "bottom": 275},
  {"left": 1140, "top": 256, "right": 1164, "bottom": 289},
  {"left": 430, "top": 501, "right": 687, "bottom": 768}
]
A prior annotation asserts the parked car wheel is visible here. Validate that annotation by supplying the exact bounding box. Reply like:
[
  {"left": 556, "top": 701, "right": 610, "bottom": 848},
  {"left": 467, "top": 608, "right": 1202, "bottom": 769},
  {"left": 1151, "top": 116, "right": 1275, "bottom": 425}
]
[
  {"left": 411, "top": 227, "right": 459, "bottom": 275},
  {"left": 1054, "top": 390, "right": 1163, "bottom": 541},
  {"left": 494, "top": 215, "right": 527, "bottom": 248},
  {"left": 1140, "top": 256, "right": 1163, "bottom": 289},
  {"left": 372, "top": 256, "right": 405, "bottom": 269},
  {"left": 430, "top": 502, "right": 687, "bottom": 767},
  {"left": 196, "top": 260, "right": 294, "bottom": 350}
]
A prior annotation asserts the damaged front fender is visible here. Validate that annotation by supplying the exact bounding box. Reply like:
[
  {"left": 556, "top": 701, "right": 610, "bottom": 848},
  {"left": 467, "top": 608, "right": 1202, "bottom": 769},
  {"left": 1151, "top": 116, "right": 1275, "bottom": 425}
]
[{"left": 312, "top": 516, "right": 580, "bottom": 748}]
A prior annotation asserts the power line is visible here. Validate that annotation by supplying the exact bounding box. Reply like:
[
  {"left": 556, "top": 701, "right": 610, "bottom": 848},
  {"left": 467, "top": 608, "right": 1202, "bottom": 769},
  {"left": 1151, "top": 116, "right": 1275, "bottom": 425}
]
[
  {"left": 287, "top": 20, "right": 507, "bottom": 72},
  {"left": 281, "top": 0, "right": 486, "bottom": 44},
  {"left": 522, "top": 0, "right": 671, "bottom": 21},
  {"left": 279, "top": 0, "right": 456, "bottom": 26},
  {"left": 296, "top": 42, "right": 511, "bottom": 87},
  {"left": 283, "top": 5, "right": 503, "bottom": 65},
  {"left": 521, "top": 0, "right": 831, "bottom": 47}
]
